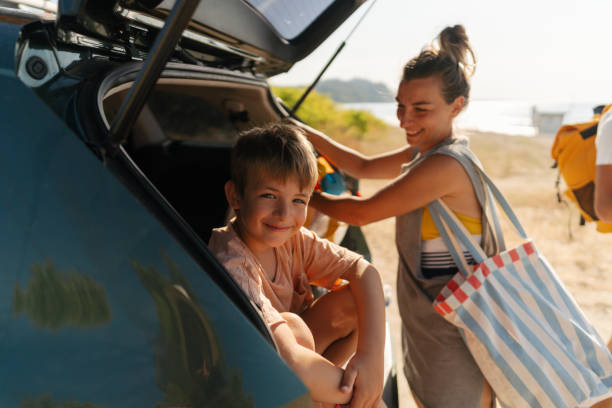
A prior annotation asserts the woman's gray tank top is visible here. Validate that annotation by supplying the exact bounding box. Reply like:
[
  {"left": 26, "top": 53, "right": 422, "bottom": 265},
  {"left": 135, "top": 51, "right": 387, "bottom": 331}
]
[{"left": 395, "top": 136, "right": 499, "bottom": 407}]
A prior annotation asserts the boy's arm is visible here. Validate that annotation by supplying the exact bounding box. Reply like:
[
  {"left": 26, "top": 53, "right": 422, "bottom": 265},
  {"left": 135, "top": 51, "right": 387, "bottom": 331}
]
[
  {"left": 341, "top": 258, "right": 386, "bottom": 408},
  {"left": 272, "top": 322, "right": 354, "bottom": 405}
]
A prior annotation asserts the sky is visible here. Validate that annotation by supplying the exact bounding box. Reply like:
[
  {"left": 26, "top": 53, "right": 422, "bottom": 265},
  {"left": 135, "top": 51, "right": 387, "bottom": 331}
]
[{"left": 270, "top": 0, "right": 612, "bottom": 103}]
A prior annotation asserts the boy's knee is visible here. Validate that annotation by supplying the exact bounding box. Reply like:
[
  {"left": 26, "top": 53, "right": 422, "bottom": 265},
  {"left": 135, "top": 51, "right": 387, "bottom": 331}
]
[
  {"left": 327, "top": 286, "right": 358, "bottom": 334},
  {"left": 282, "top": 312, "right": 315, "bottom": 351}
]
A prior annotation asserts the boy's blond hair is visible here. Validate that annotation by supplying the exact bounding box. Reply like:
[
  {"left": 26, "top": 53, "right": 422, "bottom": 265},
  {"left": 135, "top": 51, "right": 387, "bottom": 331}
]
[{"left": 230, "top": 123, "right": 318, "bottom": 194}]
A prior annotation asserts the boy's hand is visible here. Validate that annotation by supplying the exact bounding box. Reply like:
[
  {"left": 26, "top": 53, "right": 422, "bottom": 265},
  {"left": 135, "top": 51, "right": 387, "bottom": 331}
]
[{"left": 339, "top": 350, "right": 384, "bottom": 408}]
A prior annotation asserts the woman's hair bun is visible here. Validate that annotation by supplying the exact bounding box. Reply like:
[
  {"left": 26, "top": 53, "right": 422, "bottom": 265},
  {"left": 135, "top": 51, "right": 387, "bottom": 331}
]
[
  {"left": 402, "top": 24, "right": 476, "bottom": 106},
  {"left": 437, "top": 25, "right": 475, "bottom": 77}
]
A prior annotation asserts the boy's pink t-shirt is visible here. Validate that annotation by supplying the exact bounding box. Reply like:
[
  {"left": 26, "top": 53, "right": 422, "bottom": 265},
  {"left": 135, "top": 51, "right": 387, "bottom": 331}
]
[{"left": 208, "top": 220, "right": 362, "bottom": 328}]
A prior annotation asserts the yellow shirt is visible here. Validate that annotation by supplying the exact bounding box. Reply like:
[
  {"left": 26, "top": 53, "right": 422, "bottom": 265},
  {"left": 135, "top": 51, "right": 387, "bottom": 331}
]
[{"left": 421, "top": 206, "right": 482, "bottom": 240}]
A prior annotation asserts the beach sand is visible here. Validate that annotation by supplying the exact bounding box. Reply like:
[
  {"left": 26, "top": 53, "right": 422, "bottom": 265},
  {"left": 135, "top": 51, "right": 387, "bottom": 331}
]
[{"left": 353, "top": 128, "right": 612, "bottom": 408}]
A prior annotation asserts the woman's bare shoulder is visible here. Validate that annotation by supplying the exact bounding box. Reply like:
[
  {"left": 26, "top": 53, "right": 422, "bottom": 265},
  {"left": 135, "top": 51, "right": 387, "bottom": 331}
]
[
  {"left": 408, "top": 153, "right": 474, "bottom": 195},
  {"left": 414, "top": 152, "right": 467, "bottom": 175}
]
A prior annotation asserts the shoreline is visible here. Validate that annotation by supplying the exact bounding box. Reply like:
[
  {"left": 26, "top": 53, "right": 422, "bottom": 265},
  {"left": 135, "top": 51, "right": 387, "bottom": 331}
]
[{"left": 341, "top": 100, "right": 598, "bottom": 138}]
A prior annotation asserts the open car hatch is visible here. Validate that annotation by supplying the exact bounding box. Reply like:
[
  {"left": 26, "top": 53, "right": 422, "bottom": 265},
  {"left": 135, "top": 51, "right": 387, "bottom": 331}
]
[{"left": 56, "top": 0, "right": 367, "bottom": 77}]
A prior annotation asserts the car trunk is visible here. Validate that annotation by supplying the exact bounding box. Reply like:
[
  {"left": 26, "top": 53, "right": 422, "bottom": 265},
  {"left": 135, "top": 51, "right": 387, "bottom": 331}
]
[
  {"left": 60, "top": 0, "right": 368, "bottom": 246},
  {"left": 101, "top": 65, "right": 287, "bottom": 243}
]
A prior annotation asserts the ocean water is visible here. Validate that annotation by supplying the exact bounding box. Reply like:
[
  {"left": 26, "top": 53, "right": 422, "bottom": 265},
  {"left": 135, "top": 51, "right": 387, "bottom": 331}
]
[{"left": 342, "top": 100, "right": 603, "bottom": 137}]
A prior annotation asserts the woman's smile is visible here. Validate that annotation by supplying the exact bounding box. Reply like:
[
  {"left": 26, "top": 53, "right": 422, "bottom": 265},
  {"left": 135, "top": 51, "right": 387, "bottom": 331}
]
[
  {"left": 395, "top": 76, "right": 461, "bottom": 152},
  {"left": 405, "top": 129, "right": 424, "bottom": 141}
]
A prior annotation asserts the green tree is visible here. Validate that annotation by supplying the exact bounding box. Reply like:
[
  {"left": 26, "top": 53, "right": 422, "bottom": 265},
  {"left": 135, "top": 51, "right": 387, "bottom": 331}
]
[
  {"left": 131, "top": 253, "right": 254, "bottom": 408},
  {"left": 273, "top": 86, "right": 388, "bottom": 141},
  {"left": 272, "top": 86, "right": 340, "bottom": 130}
]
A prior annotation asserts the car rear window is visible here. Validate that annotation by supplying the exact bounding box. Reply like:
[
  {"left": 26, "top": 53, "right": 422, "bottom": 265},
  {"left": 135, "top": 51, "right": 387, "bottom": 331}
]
[{"left": 244, "top": 0, "right": 334, "bottom": 40}]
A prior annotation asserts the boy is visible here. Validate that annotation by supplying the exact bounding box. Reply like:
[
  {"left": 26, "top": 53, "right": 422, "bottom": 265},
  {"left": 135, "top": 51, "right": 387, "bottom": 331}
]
[{"left": 208, "top": 123, "right": 386, "bottom": 407}]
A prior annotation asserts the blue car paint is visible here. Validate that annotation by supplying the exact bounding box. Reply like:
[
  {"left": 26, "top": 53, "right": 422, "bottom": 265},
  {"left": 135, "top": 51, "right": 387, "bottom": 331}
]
[{"left": 0, "top": 20, "right": 309, "bottom": 407}]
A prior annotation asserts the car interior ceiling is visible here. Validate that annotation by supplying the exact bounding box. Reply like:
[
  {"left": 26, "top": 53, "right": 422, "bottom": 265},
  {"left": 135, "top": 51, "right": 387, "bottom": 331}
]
[{"left": 102, "top": 78, "right": 284, "bottom": 243}]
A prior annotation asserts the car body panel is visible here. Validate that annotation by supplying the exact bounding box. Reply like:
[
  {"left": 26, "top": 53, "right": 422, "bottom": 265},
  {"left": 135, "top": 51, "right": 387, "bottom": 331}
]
[
  {"left": 0, "top": 17, "right": 20, "bottom": 68},
  {"left": 55, "top": 0, "right": 367, "bottom": 76},
  {"left": 0, "top": 23, "right": 309, "bottom": 406},
  {"left": 0, "top": 0, "right": 399, "bottom": 404}
]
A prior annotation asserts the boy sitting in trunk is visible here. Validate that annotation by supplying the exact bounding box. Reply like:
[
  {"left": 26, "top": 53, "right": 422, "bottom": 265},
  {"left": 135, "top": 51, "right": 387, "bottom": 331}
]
[{"left": 208, "top": 123, "right": 386, "bottom": 407}]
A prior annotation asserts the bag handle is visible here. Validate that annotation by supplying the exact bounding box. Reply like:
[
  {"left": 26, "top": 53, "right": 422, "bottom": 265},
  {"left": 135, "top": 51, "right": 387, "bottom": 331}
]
[
  {"left": 428, "top": 200, "right": 484, "bottom": 277},
  {"left": 426, "top": 159, "right": 529, "bottom": 277},
  {"left": 437, "top": 148, "right": 528, "bottom": 240},
  {"left": 428, "top": 201, "right": 481, "bottom": 277},
  {"left": 434, "top": 149, "right": 508, "bottom": 251},
  {"left": 473, "top": 165, "right": 528, "bottom": 239},
  {"left": 460, "top": 151, "right": 510, "bottom": 242}
]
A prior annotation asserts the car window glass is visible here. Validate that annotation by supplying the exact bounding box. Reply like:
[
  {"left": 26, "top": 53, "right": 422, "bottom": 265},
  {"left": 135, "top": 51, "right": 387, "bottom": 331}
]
[{"left": 244, "top": 0, "right": 335, "bottom": 40}]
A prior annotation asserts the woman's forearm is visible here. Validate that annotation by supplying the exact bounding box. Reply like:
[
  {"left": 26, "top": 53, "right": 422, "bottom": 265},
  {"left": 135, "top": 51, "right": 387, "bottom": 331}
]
[
  {"left": 295, "top": 120, "right": 415, "bottom": 179},
  {"left": 595, "top": 165, "right": 612, "bottom": 222},
  {"left": 296, "top": 121, "right": 371, "bottom": 178},
  {"left": 309, "top": 192, "right": 384, "bottom": 226}
]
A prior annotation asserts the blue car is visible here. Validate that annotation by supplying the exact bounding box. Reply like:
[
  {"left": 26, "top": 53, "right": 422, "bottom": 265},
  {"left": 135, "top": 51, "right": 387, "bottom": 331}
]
[{"left": 0, "top": 1, "right": 398, "bottom": 407}]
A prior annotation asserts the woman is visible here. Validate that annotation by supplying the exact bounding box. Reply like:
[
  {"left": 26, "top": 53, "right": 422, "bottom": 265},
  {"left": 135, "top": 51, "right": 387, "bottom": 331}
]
[{"left": 294, "top": 25, "right": 497, "bottom": 407}]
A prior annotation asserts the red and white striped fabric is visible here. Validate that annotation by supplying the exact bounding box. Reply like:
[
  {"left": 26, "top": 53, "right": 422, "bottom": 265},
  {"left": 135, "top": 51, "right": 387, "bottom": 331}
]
[
  {"left": 428, "top": 188, "right": 612, "bottom": 407},
  {"left": 434, "top": 243, "right": 534, "bottom": 317}
]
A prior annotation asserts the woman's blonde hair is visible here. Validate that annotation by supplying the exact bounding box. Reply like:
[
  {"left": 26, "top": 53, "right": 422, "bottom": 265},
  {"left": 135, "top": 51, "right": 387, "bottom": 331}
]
[
  {"left": 230, "top": 123, "right": 318, "bottom": 195},
  {"left": 402, "top": 25, "right": 476, "bottom": 106}
]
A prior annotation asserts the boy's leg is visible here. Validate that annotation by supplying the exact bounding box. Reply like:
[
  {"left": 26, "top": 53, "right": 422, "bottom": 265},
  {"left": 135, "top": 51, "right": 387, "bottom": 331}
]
[
  {"left": 300, "top": 285, "right": 358, "bottom": 366},
  {"left": 279, "top": 313, "right": 340, "bottom": 408},
  {"left": 280, "top": 312, "right": 315, "bottom": 351}
]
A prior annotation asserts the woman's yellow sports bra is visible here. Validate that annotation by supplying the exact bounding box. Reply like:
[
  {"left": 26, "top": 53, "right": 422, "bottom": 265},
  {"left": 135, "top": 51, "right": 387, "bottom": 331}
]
[{"left": 421, "top": 206, "right": 482, "bottom": 240}]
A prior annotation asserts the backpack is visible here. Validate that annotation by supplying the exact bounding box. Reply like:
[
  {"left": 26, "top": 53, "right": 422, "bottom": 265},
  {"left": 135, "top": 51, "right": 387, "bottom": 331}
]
[{"left": 551, "top": 104, "right": 612, "bottom": 233}]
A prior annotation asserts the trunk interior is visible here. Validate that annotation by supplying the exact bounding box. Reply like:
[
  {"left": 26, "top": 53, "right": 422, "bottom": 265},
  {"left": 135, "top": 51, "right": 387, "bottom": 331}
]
[
  {"left": 99, "top": 70, "right": 395, "bottom": 408},
  {"left": 102, "top": 75, "right": 286, "bottom": 243}
]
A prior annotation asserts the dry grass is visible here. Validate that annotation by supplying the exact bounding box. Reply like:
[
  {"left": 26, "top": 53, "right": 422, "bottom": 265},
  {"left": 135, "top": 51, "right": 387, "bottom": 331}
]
[{"left": 351, "top": 127, "right": 612, "bottom": 407}]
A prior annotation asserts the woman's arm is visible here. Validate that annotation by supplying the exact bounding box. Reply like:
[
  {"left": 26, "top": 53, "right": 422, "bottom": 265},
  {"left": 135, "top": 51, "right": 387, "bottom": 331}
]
[
  {"left": 272, "top": 322, "right": 353, "bottom": 405},
  {"left": 594, "top": 113, "right": 612, "bottom": 221},
  {"left": 310, "top": 154, "right": 476, "bottom": 226},
  {"left": 595, "top": 165, "right": 612, "bottom": 222},
  {"left": 292, "top": 119, "right": 415, "bottom": 179}
]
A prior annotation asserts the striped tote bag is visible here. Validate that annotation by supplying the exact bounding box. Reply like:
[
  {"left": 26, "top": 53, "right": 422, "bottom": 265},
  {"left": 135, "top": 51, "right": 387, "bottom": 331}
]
[{"left": 427, "top": 169, "right": 612, "bottom": 408}]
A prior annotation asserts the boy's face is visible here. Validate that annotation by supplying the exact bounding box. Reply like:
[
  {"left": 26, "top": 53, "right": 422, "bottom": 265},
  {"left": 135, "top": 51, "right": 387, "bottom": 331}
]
[{"left": 225, "top": 172, "right": 311, "bottom": 256}]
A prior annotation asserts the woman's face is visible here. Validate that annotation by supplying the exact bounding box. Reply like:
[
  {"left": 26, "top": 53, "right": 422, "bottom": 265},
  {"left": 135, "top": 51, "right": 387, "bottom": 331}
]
[{"left": 395, "top": 75, "right": 464, "bottom": 152}]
